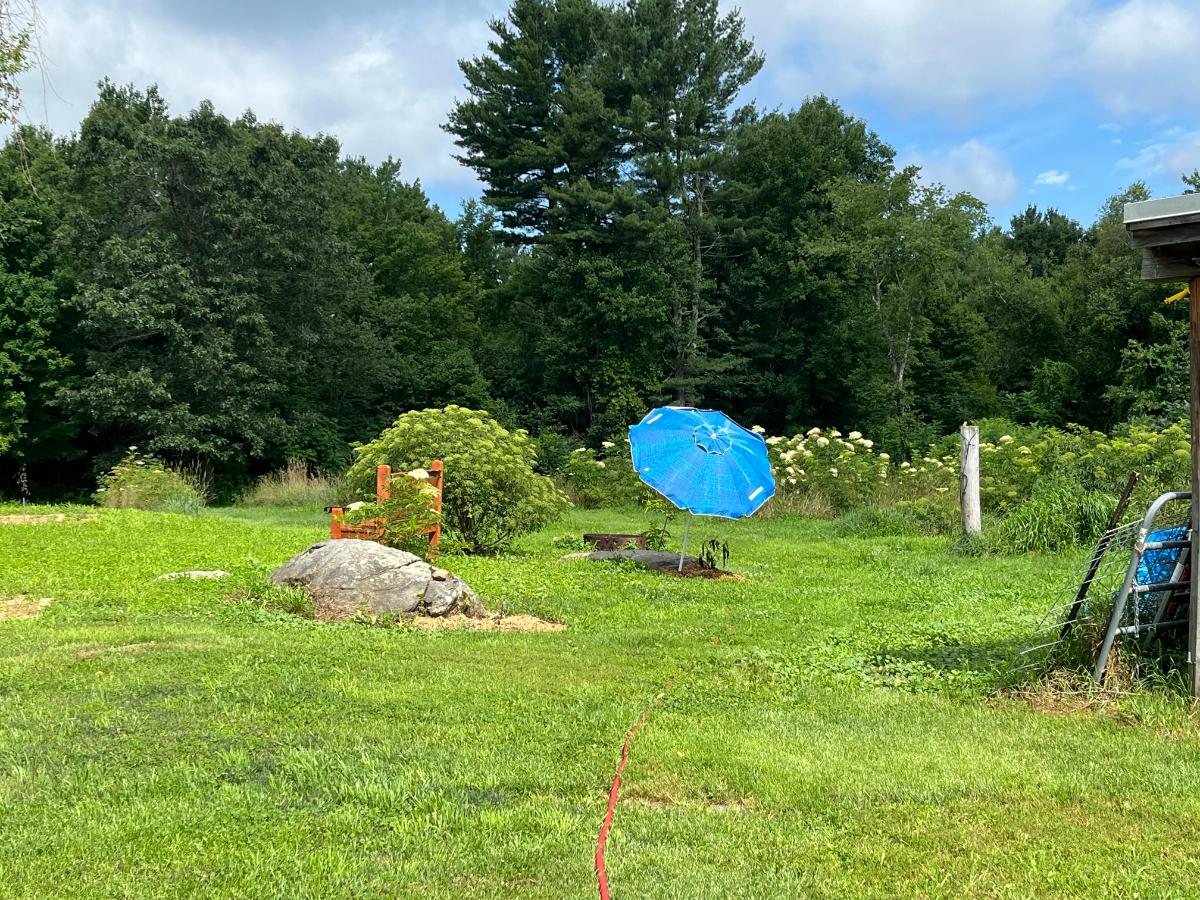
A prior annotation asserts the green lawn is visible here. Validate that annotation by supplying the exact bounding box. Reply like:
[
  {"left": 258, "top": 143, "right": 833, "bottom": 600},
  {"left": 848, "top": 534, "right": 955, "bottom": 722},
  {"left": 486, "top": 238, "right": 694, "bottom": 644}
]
[{"left": 3, "top": 506, "right": 1200, "bottom": 897}]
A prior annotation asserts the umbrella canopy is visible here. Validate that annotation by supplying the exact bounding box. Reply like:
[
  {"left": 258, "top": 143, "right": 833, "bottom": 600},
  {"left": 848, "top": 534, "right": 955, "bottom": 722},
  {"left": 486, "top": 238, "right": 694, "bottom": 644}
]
[{"left": 628, "top": 406, "right": 775, "bottom": 519}]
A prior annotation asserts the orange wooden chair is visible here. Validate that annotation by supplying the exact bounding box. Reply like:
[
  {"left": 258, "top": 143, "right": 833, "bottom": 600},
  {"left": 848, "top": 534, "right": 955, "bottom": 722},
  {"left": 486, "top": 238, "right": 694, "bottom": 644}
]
[{"left": 329, "top": 460, "right": 443, "bottom": 558}]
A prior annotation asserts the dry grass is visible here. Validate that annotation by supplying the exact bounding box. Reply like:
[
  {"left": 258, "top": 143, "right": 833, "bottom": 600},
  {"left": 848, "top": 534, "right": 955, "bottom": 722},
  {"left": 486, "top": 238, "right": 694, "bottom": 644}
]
[
  {"left": 0, "top": 595, "right": 51, "bottom": 621},
  {"left": 754, "top": 489, "right": 836, "bottom": 520},
  {"left": 239, "top": 459, "right": 347, "bottom": 508},
  {"left": 403, "top": 611, "right": 565, "bottom": 632}
]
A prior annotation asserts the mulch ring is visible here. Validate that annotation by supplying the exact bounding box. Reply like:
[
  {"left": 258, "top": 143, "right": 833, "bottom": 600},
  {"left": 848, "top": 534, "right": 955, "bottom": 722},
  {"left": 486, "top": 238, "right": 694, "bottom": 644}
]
[
  {"left": 670, "top": 563, "right": 746, "bottom": 581},
  {"left": 404, "top": 612, "right": 564, "bottom": 632},
  {"left": 0, "top": 595, "right": 52, "bottom": 621}
]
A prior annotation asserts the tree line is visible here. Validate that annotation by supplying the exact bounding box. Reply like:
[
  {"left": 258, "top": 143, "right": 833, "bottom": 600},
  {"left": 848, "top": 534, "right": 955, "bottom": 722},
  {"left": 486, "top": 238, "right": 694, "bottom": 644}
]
[{"left": 0, "top": 0, "right": 1194, "bottom": 499}]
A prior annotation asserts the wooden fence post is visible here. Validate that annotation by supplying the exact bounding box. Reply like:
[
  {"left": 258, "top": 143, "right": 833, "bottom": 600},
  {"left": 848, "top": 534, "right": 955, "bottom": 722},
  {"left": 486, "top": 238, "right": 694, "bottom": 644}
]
[
  {"left": 960, "top": 423, "right": 981, "bottom": 537},
  {"left": 1189, "top": 276, "right": 1200, "bottom": 696}
]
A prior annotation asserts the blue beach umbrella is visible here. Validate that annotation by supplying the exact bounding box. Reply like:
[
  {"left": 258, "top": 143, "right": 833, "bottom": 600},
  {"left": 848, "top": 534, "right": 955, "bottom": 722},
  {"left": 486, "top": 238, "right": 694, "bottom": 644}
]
[{"left": 629, "top": 406, "right": 775, "bottom": 569}]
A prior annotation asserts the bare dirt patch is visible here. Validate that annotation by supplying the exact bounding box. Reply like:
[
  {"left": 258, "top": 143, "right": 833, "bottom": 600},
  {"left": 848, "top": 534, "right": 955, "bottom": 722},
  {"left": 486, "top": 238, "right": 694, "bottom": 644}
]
[
  {"left": 405, "top": 612, "right": 565, "bottom": 633},
  {"left": 75, "top": 641, "right": 211, "bottom": 659},
  {"left": 0, "top": 595, "right": 52, "bottom": 621},
  {"left": 0, "top": 513, "right": 96, "bottom": 525},
  {"left": 670, "top": 563, "right": 746, "bottom": 581}
]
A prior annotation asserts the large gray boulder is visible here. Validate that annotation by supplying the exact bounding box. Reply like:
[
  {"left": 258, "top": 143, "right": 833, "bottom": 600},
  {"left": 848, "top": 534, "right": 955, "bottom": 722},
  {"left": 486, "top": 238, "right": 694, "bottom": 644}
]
[{"left": 270, "top": 540, "right": 482, "bottom": 620}]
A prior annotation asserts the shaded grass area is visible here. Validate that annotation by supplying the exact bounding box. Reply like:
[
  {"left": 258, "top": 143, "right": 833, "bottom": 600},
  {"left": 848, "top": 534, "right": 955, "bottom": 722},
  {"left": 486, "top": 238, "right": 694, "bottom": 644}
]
[{"left": 2, "top": 508, "right": 1200, "bottom": 896}]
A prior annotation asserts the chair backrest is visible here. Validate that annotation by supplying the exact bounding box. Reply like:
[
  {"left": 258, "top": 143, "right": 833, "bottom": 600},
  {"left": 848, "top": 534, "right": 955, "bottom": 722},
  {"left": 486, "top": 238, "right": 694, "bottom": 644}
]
[
  {"left": 376, "top": 460, "right": 443, "bottom": 508},
  {"left": 373, "top": 460, "right": 444, "bottom": 556},
  {"left": 329, "top": 461, "right": 445, "bottom": 557}
]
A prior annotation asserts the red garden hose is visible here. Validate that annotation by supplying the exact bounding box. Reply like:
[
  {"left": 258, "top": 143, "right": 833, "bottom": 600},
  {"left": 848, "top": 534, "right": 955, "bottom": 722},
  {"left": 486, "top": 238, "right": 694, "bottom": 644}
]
[{"left": 595, "top": 683, "right": 670, "bottom": 899}]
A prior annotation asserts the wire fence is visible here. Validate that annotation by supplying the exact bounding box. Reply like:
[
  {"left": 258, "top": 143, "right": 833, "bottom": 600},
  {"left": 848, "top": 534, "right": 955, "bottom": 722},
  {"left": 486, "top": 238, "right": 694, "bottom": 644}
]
[{"left": 1010, "top": 494, "right": 1192, "bottom": 684}]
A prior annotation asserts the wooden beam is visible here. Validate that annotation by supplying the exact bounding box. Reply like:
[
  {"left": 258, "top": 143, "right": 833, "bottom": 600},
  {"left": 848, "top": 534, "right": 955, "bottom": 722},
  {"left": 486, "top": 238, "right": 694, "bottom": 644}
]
[
  {"left": 1190, "top": 275, "right": 1200, "bottom": 698},
  {"left": 1141, "top": 247, "right": 1200, "bottom": 282},
  {"left": 1127, "top": 221, "right": 1200, "bottom": 249}
]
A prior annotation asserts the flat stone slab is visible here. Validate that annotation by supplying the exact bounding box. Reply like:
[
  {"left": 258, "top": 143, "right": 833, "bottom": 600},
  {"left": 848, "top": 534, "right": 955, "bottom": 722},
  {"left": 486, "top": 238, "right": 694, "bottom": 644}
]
[
  {"left": 270, "top": 540, "right": 481, "bottom": 620},
  {"left": 564, "top": 549, "right": 704, "bottom": 572}
]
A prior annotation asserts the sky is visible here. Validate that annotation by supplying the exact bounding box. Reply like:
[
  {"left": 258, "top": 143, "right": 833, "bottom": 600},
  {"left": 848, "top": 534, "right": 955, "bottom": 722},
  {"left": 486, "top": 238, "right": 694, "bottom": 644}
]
[{"left": 18, "top": 0, "right": 1200, "bottom": 230}]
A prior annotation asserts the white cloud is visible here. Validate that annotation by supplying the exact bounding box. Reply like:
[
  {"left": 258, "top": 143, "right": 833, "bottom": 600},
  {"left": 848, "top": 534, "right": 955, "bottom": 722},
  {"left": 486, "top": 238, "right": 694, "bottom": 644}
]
[
  {"left": 1034, "top": 169, "right": 1071, "bottom": 186},
  {"left": 908, "top": 139, "right": 1018, "bottom": 205},
  {"left": 1117, "top": 130, "right": 1200, "bottom": 177},
  {"left": 1080, "top": 0, "right": 1200, "bottom": 116},
  {"left": 20, "top": 0, "right": 505, "bottom": 200},
  {"left": 734, "top": 0, "right": 1200, "bottom": 120}
]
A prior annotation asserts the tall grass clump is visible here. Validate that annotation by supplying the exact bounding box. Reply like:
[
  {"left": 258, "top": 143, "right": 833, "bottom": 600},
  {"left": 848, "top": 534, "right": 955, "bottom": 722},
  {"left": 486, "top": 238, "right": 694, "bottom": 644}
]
[
  {"left": 985, "top": 478, "right": 1116, "bottom": 554},
  {"left": 240, "top": 459, "right": 346, "bottom": 508}
]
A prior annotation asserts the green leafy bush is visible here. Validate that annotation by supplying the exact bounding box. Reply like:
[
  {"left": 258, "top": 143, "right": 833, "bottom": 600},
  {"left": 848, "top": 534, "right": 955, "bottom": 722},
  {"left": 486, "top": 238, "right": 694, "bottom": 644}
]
[
  {"left": 561, "top": 439, "right": 647, "bottom": 507},
  {"left": 347, "top": 406, "right": 567, "bottom": 554},
  {"left": 533, "top": 431, "right": 573, "bottom": 476},
  {"left": 93, "top": 449, "right": 206, "bottom": 512}
]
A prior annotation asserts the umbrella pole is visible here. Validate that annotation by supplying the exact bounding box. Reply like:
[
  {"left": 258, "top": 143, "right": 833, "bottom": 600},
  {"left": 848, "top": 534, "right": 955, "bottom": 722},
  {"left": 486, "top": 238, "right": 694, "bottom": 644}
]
[{"left": 678, "top": 514, "right": 692, "bottom": 572}]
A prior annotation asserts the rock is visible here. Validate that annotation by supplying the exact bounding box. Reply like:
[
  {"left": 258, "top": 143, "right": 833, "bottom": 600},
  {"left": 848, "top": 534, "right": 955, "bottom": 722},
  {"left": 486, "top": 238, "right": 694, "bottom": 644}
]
[
  {"left": 157, "top": 570, "right": 231, "bottom": 580},
  {"left": 269, "top": 540, "right": 481, "bottom": 620}
]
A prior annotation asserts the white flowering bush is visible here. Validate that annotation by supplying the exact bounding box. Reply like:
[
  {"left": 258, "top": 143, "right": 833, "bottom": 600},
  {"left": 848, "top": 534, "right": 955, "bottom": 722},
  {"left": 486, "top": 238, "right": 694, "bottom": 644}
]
[
  {"left": 93, "top": 448, "right": 206, "bottom": 513},
  {"left": 347, "top": 406, "right": 568, "bottom": 554},
  {"left": 764, "top": 427, "right": 942, "bottom": 513},
  {"left": 759, "top": 417, "right": 1193, "bottom": 551},
  {"left": 927, "top": 419, "right": 1190, "bottom": 515}
]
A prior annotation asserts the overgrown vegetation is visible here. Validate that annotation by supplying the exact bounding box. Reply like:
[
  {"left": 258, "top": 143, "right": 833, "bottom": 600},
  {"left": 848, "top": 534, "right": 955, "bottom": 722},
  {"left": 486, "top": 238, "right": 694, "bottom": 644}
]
[
  {"left": 546, "top": 417, "right": 1192, "bottom": 554},
  {"left": 93, "top": 449, "right": 206, "bottom": 514},
  {"left": 238, "top": 460, "right": 345, "bottom": 509}
]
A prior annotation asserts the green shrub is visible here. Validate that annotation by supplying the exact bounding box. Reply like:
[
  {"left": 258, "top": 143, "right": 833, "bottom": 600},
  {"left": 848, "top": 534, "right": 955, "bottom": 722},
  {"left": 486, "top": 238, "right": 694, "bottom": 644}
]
[
  {"left": 533, "top": 431, "right": 573, "bottom": 476},
  {"left": 347, "top": 406, "right": 567, "bottom": 554},
  {"left": 94, "top": 449, "right": 206, "bottom": 512},
  {"left": 561, "top": 439, "right": 647, "bottom": 507},
  {"left": 240, "top": 459, "right": 346, "bottom": 508}
]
